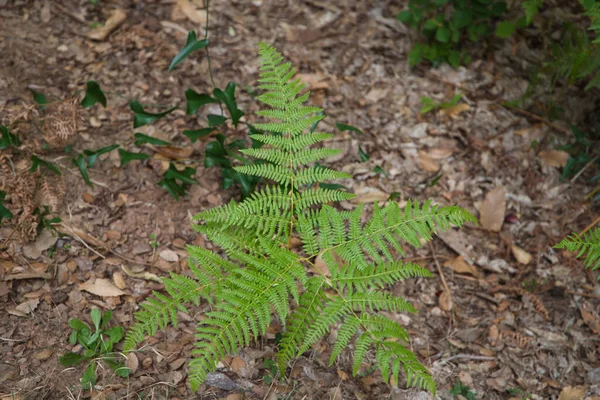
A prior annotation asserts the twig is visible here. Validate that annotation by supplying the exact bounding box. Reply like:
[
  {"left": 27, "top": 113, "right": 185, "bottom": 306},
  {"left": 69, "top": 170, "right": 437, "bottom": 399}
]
[
  {"left": 503, "top": 105, "right": 571, "bottom": 136},
  {"left": 0, "top": 336, "right": 28, "bottom": 342},
  {"left": 571, "top": 156, "right": 599, "bottom": 183},
  {"left": 579, "top": 216, "right": 600, "bottom": 236},
  {"left": 566, "top": 290, "right": 600, "bottom": 299},
  {"left": 429, "top": 242, "right": 451, "bottom": 295},
  {"left": 438, "top": 354, "right": 496, "bottom": 364},
  {"left": 54, "top": 3, "right": 87, "bottom": 25}
]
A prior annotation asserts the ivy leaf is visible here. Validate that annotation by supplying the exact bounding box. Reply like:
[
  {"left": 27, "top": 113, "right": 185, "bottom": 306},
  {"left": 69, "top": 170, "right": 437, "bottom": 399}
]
[
  {"left": 169, "top": 31, "right": 209, "bottom": 71},
  {"left": 208, "top": 114, "right": 228, "bottom": 127},
  {"left": 336, "top": 122, "right": 363, "bottom": 134},
  {"left": 81, "top": 81, "right": 107, "bottom": 108},
  {"left": 213, "top": 83, "right": 244, "bottom": 127},
  {"left": 30, "top": 89, "right": 47, "bottom": 109},
  {"left": 0, "top": 125, "right": 21, "bottom": 149},
  {"left": 358, "top": 145, "right": 370, "bottom": 162},
  {"left": 435, "top": 27, "right": 451, "bottom": 43},
  {"left": 30, "top": 155, "right": 61, "bottom": 175},
  {"left": 83, "top": 144, "right": 119, "bottom": 167},
  {"left": 495, "top": 21, "right": 516, "bottom": 38},
  {"left": 185, "top": 89, "right": 218, "bottom": 115},
  {"left": 158, "top": 163, "right": 198, "bottom": 199},
  {"left": 72, "top": 154, "right": 92, "bottom": 187},
  {"left": 0, "top": 191, "right": 13, "bottom": 223},
  {"left": 130, "top": 101, "right": 177, "bottom": 128},
  {"left": 183, "top": 127, "right": 215, "bottom": 143},
  {"left": 118, "top": 149, "right": 150, "bottom": 166},
  {"left": 133, "top": 133, "right": 171, "bottom": 146}
]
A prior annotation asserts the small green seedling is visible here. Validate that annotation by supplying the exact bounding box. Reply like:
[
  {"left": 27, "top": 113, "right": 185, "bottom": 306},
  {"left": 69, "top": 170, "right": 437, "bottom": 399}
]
[
  {"left": 149, "top": 233, "right": 160, "bottom": 249},
  {"left": 507, "top": 387, "right": 532, "bottom": 400},
  {"left": 60, "top": 309, "right": 130, "bottom": 389},
  {"left": 420, "top": 93, "right": 463, "bottom": 115},
  {"left": 450, "top": 381, "right": 477, "bottom": 400},
  {"left": 263, "top": 358, "right": 279, "bottom": 384}
]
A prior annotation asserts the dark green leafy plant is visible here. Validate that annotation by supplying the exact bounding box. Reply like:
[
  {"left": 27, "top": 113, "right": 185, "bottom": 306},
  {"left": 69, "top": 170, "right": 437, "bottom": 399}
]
[
  {"left": 450, "top": 380, "right": 477, "bottom": 400},
  {"left": 555, "top": 227, "right": 600, "bottom": 275},
  {"left": 124, "top": 43, "right": 475, "bottom": 393},
  {"left": 60, "top": 309, "right": 130, "bottom": 389}
]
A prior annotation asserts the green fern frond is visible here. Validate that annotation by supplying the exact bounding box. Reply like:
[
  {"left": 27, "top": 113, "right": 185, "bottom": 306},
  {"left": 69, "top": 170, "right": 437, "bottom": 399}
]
[
  {"left": 332, "top": 261, "right": 432, "bottom": 292},
  {"left": 249, "top": 132, "right": 333, "bottom": 151},
  {"left": 555, "top": 227, "right": 600, "bottom": 270},
  {"left": 376, "top": 342, "right": 435, "bottom": 392}
]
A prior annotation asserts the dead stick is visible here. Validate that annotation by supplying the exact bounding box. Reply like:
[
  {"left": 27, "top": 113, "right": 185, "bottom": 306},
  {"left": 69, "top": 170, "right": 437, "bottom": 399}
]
[
  {"left": 579, "top": 216, "right": 600, "bottom": 236},
  {"left": 429, "top": 243, "right": 451, "bottom": 295}
]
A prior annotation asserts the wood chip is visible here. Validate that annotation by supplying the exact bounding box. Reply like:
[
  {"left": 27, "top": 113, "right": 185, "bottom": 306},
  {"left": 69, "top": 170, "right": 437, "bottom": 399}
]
[
  {"left": 511, "top": 245, "right": 532, "bottom": 265},
  {"left": 88, "top": 8, "right": 127, "bottom": 41}
]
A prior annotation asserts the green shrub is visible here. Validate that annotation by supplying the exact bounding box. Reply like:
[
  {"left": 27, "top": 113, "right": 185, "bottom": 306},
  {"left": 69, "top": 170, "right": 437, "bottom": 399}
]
[{"left": 124, "top": 43, "right": 475, "bottom": 393}]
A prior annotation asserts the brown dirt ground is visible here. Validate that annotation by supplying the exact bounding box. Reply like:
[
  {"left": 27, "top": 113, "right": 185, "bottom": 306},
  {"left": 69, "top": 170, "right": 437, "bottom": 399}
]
[{"left": 1, "top": 0, "right": 600, "bottom": 399}]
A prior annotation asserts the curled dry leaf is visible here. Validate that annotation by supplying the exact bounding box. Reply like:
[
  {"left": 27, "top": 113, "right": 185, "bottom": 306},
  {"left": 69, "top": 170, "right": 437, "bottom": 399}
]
[
  {"left": 125, "top": 353, "right": 139, "bottom": 374},
  {"left": 296, "top": 73, "right": 330, "bottom": 90},
  {"left": 511, "top": 245, "right": 532, "bottom": 265},
  {"left": 154, "top": 146, "right": 194, "bottom": 160},
  {"left": 579, "top": 302, "right": 600, "bottom": 334},
  {"left": 480, "top": 186, "right": 506, "bottom": 232},
  {"left": 558, "top": 385, "right": 588, "bottom": 400},
  {"left": 351, "top": 187, "right": 389, "bottom": 204},
  {"left": 539, "top": 150, "right": 570, "bottom": 168},
  {"left": 121, "top": 264, "right": 162, "bottom": 283},
  {"left": 88, "top": 8, "right": 127, "bottom": 41},
  {"left": 444, "top": 255, "right": 478, "bottom": 276},
  {"left": 174, "top": 0, "right": 208, "bottom": 25},
  {"left": 79, "top": 278, "right": 125, "bottom": 297},
  {"left": 230, "top": 356, "right": 246, "bottom": 373},
  {"left": 438, "top": 291, "right": 453, "bottom": 311},
  {"left": 8, "top": 298, "right": 40, "bottom": 317},
  {"left": 418, "top": 151, "right": 440, "bottom": 172},
  {"left": 440, "top": 103, "right": 470, "bottom": 118}
]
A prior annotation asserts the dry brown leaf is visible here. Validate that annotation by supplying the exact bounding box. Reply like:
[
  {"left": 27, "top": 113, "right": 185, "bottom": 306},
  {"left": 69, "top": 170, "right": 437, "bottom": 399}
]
[
  {"left": 558, "top": 386, "right": 588, "bottom": 400},
  {"left": 121, "top": 265, "right": 162, "bottom": 283},
  {"left": 444, "top": 256, "right": 478, "bottom": 276},
  {"left": 439, "top": 291, "right": 453, "bottom": 311},
  {"left": 112, "top": 272, "right": 126, "bottom": 290},
  {"left": 88, "top": 8, "right": 127, "bottom": 41},
  {"left": 351, "top": 187, "right": 389, "bottom": 204},
  {"left": 175, "top": 0, "right": 207, "bottom": 25},
  {"left": 22, "top": 229, "right": 57, "bottom": 259},
  {"left": 226, "top": 394, "right": 245, "bottom": 400},
  {"left": 511, "top": 245, "right": 532, "bottom": 265},
  {"left": 125, "top": 353, "right": 139, "bottom": 374},
  {"left": 418, "top": 151, "right": 440, "bottom": 172},
  {"left": 579, "top": 303, "right": 600, "bottom": 334},
  {"left": 79, "top": 278, "right": 125, "bottom": 297},
  {"left": 312, "top": 254, "right": 331, "bottom": 277},
  {"left": 539, "top": 150, "right": 570, "bottom": 168},
  {"left": 230, "top": 356, "right": 246, "bottom": 373},
  {"left": 8, "top": 298, "right": 40, "bottom": 316},
  {"left": 154, "top": 146, "right": 193, "bottom": 160},
  {"left": 428, "top": 148, "right": 454, "bottom": 160},
  {"left": 480, "top": 186, "right": 506, "bottom": 232},
  {"left": 296, "top": 73, "right": 329, "bottom": 90},
  {"left": 440, "top": 103, "right": 470, "bottom": 118}
]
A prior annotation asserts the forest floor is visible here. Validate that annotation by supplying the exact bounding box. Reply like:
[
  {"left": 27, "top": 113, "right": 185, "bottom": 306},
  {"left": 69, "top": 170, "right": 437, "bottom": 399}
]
[{"left": 1, "top": 0, "right": 600, "bottom": 399}]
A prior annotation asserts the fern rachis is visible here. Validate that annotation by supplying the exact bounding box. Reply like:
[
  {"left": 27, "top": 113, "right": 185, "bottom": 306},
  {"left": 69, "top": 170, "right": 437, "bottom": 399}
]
[{"left": 125, "top": 42, "right": 475, "bottom": 394}]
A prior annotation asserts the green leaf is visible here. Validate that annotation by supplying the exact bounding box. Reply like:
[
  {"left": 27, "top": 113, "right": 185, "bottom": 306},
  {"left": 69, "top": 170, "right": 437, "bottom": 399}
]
[
  {"left": 373, "top": 165, "right": 388, "bottom": 177},
  {"left": 30, "top": 155, "right": 61, "bottom": 175},
  {"left": 183, "top": 127, "right": 216, "bottom": 142},
  {"left": 409, "top": 44, "right": 424, "bottom": 66},
  {"left": 158, "top": 163, "right": 198, "bottom": 199},
  {"left": 69, "top": 319, "right": 89, "bottom": 331},
  {"left": 169, "top": 31, "right": 209, "bottom": 71},
  {"left": 495, "top": 21, "right": 516, "bottom": 38},
  {"left": 81, "top": 363, "right": 96, "bottom": 389},
  {"left": 130, "top": 101, "right": 176, "bottom": 128},
  {"left": 185, "top": 89, "right": 218, "bottom": 115},
  {"left": 164, "top": 163, "right": 198, "bottom": 185},
  {"left": 0, "top": 191, "right": 13, "bottom": 223},
  {"left": 336, "top": 123, "right": 363, "bottom": 134},
  {"left": 90, "top": 308, "right": 101, "bottom": 331},
  {"left": 397, "top": 10, "right": 412, "bottom": 23},
  {"left": 358, "top": 145, "right": 370, "bottom": 162},
  {"left": 30, "top": 89, "right": 47, "bottom": 108},
  {"left": 69, "top": 331, "right": 78, "bottom": 345},
  {"left": 118, "top": 149, "right": 150, "bottom": 166},
  {"left": 59, "top": 352, "right": 86, "bottom": 367},
  {"left": 213, "top": 83, "right": 245, "bottom": 127},
  {"left": 83, "top": 144, "right": 119, "bottom": 167},
  {"left": 81, "top": 81, "right": 107, "bottom": 108},
  {"left": 104, "top": 326, "right": 124, "bottom": 345},
  {"left": 72, "top": 154, "right": 92, "bottom": 187},
  {"left": 208, "top": 114, "right": 228, "bottom": 127},
  {"left": 0, "top": 125, "right": 21, "bottom": 149},
  {"left": 435, "top": 27, "right": 451, "bottom": 43},
  {"left": 133, "top": 133, "right": 171, "bottom": 146},
  {"left": 101, "top": 310, "right": 113, "bottom": 329}
]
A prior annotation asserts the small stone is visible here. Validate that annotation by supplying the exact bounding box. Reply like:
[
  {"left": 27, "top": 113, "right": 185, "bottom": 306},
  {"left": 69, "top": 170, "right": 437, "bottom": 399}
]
[
  {"left": 204, "top": 372, "right": 237, "bottom": 391},
  {"left": 57, "top": 44, "right": 68, "bottom": 52},
  {"left": 34, "top": 349, "right": 53, "bottom": 360},
  {"left": 51, "top": 291, "right": 68, "bottom": 304},
  {"left": 133, "top": 242, "right": 151, "bottom": 255},
  {"left": 160, "top": 249, "right": 179, "bottom": 262},
  {"left": 89, "top": 116, "right": 102, "bottom": 127},
  {"left": 172, "top": 238, "right": 186, "bottom": 249}
]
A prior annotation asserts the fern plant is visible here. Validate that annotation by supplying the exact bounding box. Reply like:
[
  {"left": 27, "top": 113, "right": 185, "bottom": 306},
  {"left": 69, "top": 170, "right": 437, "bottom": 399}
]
[
  {"left": 124, "top": 43, "right": 475, "bottom": 393},
  {"left": 555, "top": 227, "right": 600, "bottom": 274}
]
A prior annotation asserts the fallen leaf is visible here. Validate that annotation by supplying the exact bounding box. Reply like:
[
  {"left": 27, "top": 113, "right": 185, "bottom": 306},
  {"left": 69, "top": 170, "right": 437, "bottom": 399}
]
[
  {"left": 351, "top": 187, "right": 389, "bottom": 203},
  {"left": 480, "top": 186, "right": 506, "bottom": 232},
  {"left": 296, "top": 73, "right": 329, "bottom": 90},
  {"left": 439, "top": 291, "right": 453, "bottom": 311},
  {"left": 88, "top": 8, "right": 127, "bottom": 41},
  {"left": 121, "top": 265, "right": 162, "bottom": 283},
  {"left": 444, "top": 256, "right": 478, "bottom": 276},
  {"left": 418, "top": 151, "right": 440, "bottom": 172},
  {"left": 154, "top": 145, "right": 193, "bottom": 160},
  {"left": 511, "top": 245, "right": 532, "bottom": 265},
  {"left": 112, "top": 272, "right": 127, "bottom": 290},
  {"left": 539, "top": 150, "right": 570, "bottom": 168},
  {"left": 126, "top": 353, "right": 139, "bottom": 374},
  {"left": 160, "top": 249, "right": 179, "bottom": 262},
  {"left": 226, "top": 394, "right": 244, "bottom": 400},
  {"left": 427, "top": 148, "right": 455, "bottom": 160},
  {"left": 34, "top": 349, "right": 53, "bottom": 360},
  {"left": 8, "top": 298, "right": 40, "bottom": 316},
  {"left": 440, "top": 103, "right": 470, "bottom": 118},
  {"left": 230, "top": 356, "right": 245, "bottom": 373},
  {"left": 579, "top": 303, "right": 600, "bottom": 334},
  {"left": 312, "top": 254, "right": 331, "bottom": 277},
  {"left": 174, "top": 0, "right": 207, "bottom": 25},
  {"left": 558, "top": 386, "right": 588, "bottom": 400},
  {"left": 79, "top": 278, "right": 125, "bottom": 297},
  {"left": 22, "top": 229, "right": 57, "bottom": 259}
]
